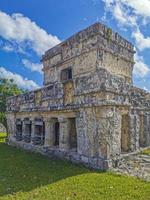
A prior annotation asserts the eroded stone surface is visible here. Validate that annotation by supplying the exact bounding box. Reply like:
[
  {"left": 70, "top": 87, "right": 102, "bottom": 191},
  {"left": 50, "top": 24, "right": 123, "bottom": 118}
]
[{"left": 113, "top": 153, "right": 150, "bottom": 182}]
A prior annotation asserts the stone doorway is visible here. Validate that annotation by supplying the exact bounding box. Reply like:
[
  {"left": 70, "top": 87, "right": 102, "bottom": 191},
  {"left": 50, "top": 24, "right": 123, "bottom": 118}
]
[
  {"left": 54, "top": 122, "right": 60, "bottom": 146},
  {"left": 121, "top": 115, "right": 130, "bottom": 153}
]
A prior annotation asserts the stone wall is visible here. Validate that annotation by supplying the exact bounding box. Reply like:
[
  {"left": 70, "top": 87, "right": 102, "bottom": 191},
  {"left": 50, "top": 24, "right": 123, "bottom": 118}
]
[
  {"left": 42, "top": 23, "right": 134, "bottom": 85},
  {"left": 7, "top": 68, "right": 132, "bottom": 114}
]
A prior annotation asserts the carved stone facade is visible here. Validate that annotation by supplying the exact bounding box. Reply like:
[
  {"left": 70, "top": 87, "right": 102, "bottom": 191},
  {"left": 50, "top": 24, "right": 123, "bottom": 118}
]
[{"left": 6, "top": 23, "right": 150, "bottom": 169}]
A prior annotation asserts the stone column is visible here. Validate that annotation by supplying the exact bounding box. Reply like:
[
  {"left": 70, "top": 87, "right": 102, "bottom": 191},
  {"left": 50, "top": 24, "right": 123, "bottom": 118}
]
[
  {"left": 129, "top": 112, "right": 140, "bottom": 151},
  {"left": 44, "top": 118, "right": 55, "bottom": 147},
  {"left": 75, "top": 108, "right": 97, "bottom": 157},
  {"left": 96, "top": 107, "right": 122, "bottom": 159},
  {"left": 11, "top": 117, "right": 16, "bottom": 141},
  {"left": 147, "top": 114, "right": 150, "bottom": 146},
  {"left": 7, "top": 114, "right": 16, "bottom": 142},
  {"left": 22, "top": 120, "right": 26, "bottom": 141},
  {"left": 31, "top": 119, "right": 35, "bottom": 144},
  {"left": 58, "top": 117, "right": 70, "bottom": 151}
]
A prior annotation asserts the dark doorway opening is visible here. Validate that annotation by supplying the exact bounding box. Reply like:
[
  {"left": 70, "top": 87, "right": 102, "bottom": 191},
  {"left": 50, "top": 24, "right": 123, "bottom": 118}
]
[
  {"left": 24, "top": 123, "right": 32, "bottom": 143},
  {"left": 54, "top": 122, "right": 60, "bottom": 146}
]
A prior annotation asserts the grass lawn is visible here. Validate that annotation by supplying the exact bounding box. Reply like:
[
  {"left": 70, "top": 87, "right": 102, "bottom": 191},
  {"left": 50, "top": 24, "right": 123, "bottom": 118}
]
[
  {"left": 0, "top": 134, "right": 150, "bottom": 200},
  {"left": 0, "top": 132, "right": 7, "bottom": 143},
  {"left": 141, "top": 148, "right": 150, "bottom": 156}
]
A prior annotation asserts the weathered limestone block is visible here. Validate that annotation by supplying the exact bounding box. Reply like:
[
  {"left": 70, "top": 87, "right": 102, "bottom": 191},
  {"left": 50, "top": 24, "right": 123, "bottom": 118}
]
[
  {"left": 22, "top": 120, "right": 26, "bottom": 140},
  {"left": 76, "top": 108, "right": 98, "bottom": 157},
  {"left": 95, "top": 107, "right": 122, "bottom": 159},
  {"left": 139, "top": 114, "right": 150, "bottom": 147},
  {"left": 7, "top": 114, "right": 16, "bottom": 141},
  {"left": 63, "top": 81, "right": 74, "bottom": 105},
  {"left": 146, "top": 115, "right": 150, "bottom": 146},
  {"left": 58, "top": 117, "right": 71, "bottom": 151},
  {"left": 76, "top": 107, "right": 112, "bottom": 158},
  {"left": 121, "top": 114, "right": 130, "bottom": 152},
  {"left": 74, "top": 50, "right": 97, "bottom": 76},
  {"left": 85, "top": 108, "right": 98, "bottom": 157},
  {"left": 31, "top": 119, "right": 35, "bottom": 143},
  {"left": 44, "top": 67, "right": 58, "bottom": 85},
  {"left": 35, "top": 90, "right": 42, "bottom": 106},
  {"left": 143, "top": 114, "right": 150, "bottom": 146},
  {"left": 129, "top": 112, "right": 140, "bottom": 151},
  {"left": 98, "top": 50, "right": 133, "bottom": 83},
  {"left": 76, "top": 110, "right": 89, "bottom": 156},
  {"left": 44, "top": 118, "right": 56, "bottom": 147}
]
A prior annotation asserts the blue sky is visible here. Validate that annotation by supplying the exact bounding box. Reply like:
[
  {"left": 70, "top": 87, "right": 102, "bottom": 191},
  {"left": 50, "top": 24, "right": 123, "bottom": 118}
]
[{"left": 0, "top": 0, "right": 150, "bottom": 90}]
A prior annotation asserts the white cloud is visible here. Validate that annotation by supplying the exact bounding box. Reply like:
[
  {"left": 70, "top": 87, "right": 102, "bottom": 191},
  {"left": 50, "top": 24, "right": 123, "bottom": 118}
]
[
  {"left": 143, "top": 86, "right": 148, "bottom": 91},
  {"left": 0, "top": 41, "right": 29, "bottom": 55},
  {"left": 103, "top": 0, "right": 150, "bottom": 20},
  {"left": 0, "top": 67, "right": 39, "bottom": 90},
  {"left": 102, "top": 0, "right": 138, "bottom": 27},
  {"left": 132, "top": 30, "right": 150, "bottom": 50},
  {"left": 114, "top": 3, "right": 137, "bottom": 27},
  {"left": 2, "top": 44, "right": 14, "bottom": 52},
  {"left": 0, "top": 11, "right": 61, "bottom": 56},
  {"left": 121, "top": 0, "right": 150, "bottom": 18},
  {"left": 22, "top": 59, "right": 43, "bottom": 74},
  {"left": 133, "top": 53, "right": 150, "bottom": 77}
]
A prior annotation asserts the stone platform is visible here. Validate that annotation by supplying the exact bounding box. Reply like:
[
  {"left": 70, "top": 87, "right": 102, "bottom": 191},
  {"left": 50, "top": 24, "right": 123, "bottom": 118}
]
[{"left": 113, "top": 153, "right": 150, "bottom": 182}]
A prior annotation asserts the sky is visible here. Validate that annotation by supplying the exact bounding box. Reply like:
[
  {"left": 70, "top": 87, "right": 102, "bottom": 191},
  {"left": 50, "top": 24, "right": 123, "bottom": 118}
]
[{"left": 0, "top": 0, "right": 150, "bottom": 91}]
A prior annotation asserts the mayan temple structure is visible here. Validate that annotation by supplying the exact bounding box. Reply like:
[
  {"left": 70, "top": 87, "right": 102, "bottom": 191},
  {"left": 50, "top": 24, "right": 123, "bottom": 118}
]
[{"left": 6, "top": 23, "right": 150, "bottom": 169}]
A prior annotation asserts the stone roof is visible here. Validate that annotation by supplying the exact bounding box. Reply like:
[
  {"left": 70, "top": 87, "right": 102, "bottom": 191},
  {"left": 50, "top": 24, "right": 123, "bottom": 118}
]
[{"left": 42, "top": 22, "right": 135, "bottom": 62}]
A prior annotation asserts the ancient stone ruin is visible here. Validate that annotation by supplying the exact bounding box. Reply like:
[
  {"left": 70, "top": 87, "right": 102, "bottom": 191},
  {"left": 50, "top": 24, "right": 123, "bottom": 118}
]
[{"left": 6, "top": 23, "right": 150, "bottom": 169}]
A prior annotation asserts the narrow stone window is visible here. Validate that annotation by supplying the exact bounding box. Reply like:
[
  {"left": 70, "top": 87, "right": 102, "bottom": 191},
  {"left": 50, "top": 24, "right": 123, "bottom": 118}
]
[
  {"left": 68, "top": 68, "right": 72, "bottom": 79},
  {"left": 16, "top": 119, "right": 23, "bottom": 141},
  {"left": 61, "top": 67, "right": 72, "bottom": 82}
]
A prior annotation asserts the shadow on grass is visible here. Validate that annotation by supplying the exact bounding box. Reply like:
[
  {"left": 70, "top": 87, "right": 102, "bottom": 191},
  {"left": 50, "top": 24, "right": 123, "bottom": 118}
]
[{"left": 0, "top": 143, "right": 94, "bottom": 197}]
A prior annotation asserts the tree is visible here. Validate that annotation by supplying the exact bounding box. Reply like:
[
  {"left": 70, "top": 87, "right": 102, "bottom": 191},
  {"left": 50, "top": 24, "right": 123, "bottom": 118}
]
[{"left": 0, "top": 78, "right": 25, "bottom": 129}]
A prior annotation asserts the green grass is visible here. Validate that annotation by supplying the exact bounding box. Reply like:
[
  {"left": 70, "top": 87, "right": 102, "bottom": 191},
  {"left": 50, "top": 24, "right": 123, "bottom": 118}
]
[
  {"left": 141, "top": 148, "right": 150, "bottom": 156},
  {"left": 0, "top": 132, "right": 7, "bottom": 143},
  {"left": 0, "top": 135, "right": 149, "bottom": 200}
]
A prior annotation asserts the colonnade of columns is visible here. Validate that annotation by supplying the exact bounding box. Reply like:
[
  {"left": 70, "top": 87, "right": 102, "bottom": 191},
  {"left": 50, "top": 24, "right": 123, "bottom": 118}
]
[
  {"left": 120, "top": 112, "right": 150, "bottom": 153},
  {"left": 15, "top": 117, "right": 77, "bottom": 151}
]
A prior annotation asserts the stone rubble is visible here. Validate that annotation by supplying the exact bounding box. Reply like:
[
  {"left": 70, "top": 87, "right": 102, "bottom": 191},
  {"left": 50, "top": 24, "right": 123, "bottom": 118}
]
[{"left": 113, "top": 153, "right": 150, "bottom": 182}]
